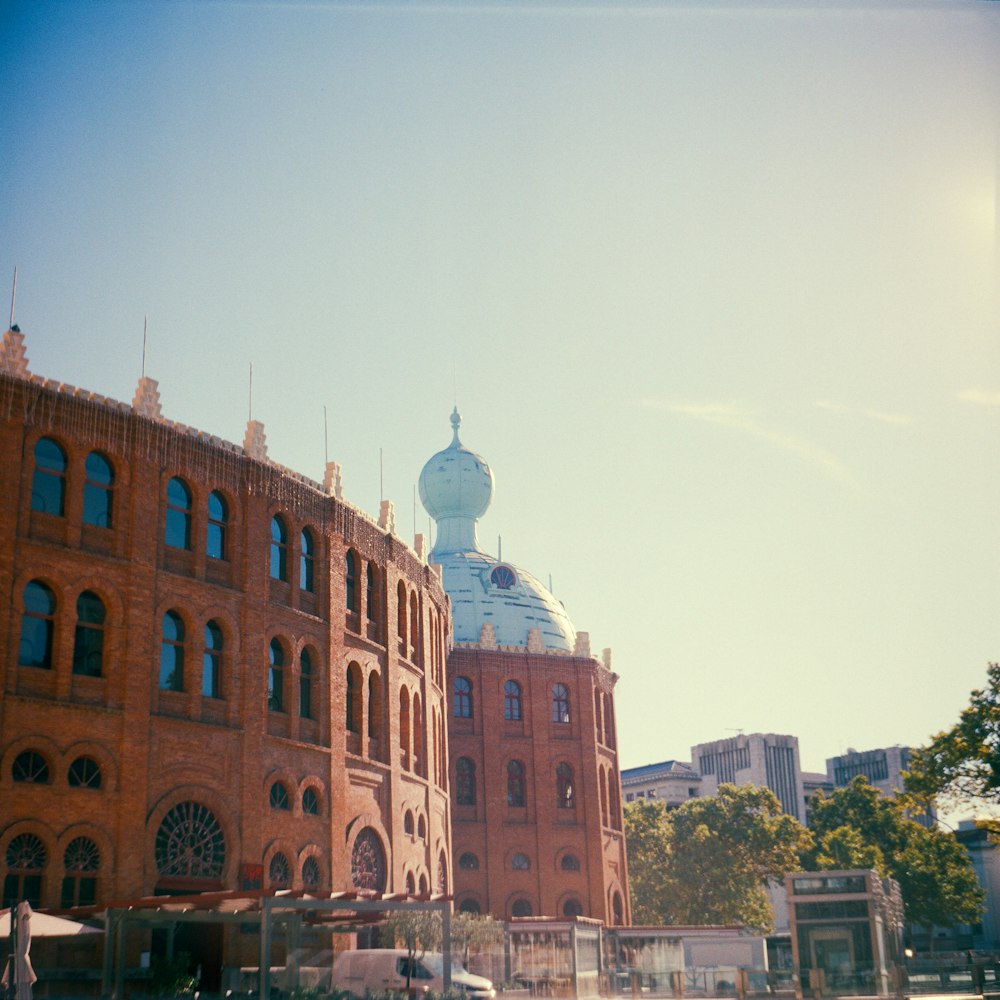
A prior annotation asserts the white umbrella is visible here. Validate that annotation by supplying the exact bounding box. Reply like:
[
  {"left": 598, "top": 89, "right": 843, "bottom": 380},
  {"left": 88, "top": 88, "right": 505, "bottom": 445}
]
[
  {"left": 0, "top": 907, "right": 101, "bottom": 938},
  {"left": 1, "top": 901, "right": 38, "bottom": 1000}
]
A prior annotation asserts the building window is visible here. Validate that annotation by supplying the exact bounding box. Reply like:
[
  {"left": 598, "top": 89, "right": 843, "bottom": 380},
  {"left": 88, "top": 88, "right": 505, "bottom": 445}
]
[
  {"left": 456, "top": 757, "right": 476, "bottom": 806},
  {"left": 346, "top": 662, "right": 362, "bottom": 733},
  {"left": 453, "top": 676, "right": 473, "bottom": 718},
  {"left": 552, "top": 683, "right": 570, "bottom": 724},
  {"left": 61, "top": 837, "right": 99, "bottom": 908},
  {"left": 345, "top": 551, "right": 359, "bottom": 612},
  {"left": 459, "top": 852, "right": 480, "bottom": 871},
  {"left": 206, "top": 490, "right": 228, "bottom": 560},
  {"left": 507, "top": 760, "right": 526, "bottom": 807},
  {"left": 160, "top": 610, "right": 185, "bottom": 691},
  {"left": 351, "top": 827, "right": 386, "bottom": 893},
  {"left": 300, "top": 528, "right": 315, "bottom": 592},
  {"left": 13, "top": 750, "right": 49, "bottom": 784},
  {"left": 68, "top": 756, "right": 101, "bottom": 789},
  {"left": 437, "top": 851, "right": 448, "bottom": 894},
  {"left": 299, "top": 648, "right": 314, "bottom": 720},
  {"left": 72, "top": 590, "right": 105, "bottom": 677},
  {"left": 511, "top": 853, "right": 530, "bottom": 871},
  {"left": 511, "top": 899, "right": 532, "bottom": 918},
  {"left": 404, "top": 811, "right": 415, "bottom": 836},
  {"left": 405, "top": 871, "right": 416, "bottom": 894},
  {"left": 268, "top": 638, "right": 284, "bottom": 712},
  {"left": 612, "top": 891, "right": 624, "bottom": 926},
  {"left": 303, "top": 856, "right": 321, "bottom": 889},
  {"left": 563, "top": 899, "right": 583, "bottom": 918},
  {"left": 19, "top": 580, "right": 55, "bottom": 669},
  {"left": 409, "top": 590, "right": 419, "bottom": 655},
  {"left": 459, "top": 898, "right": 481, "bottom": 915},
  {"left": 165, "top": 477, "right": 192, "bottom": 549},
  {"left": 269, "top": 782, "right": 290, "bottom": 810},
  {"left": 557, "top": 763, "right": 575, "bottom": 808},
  {"left": 3, "top": 834, "right": 46, "bottom": 908},
  {"left": 366, "top": 564, "right": 378, "bottom": 622},
  {"left": 490, "top": 564, "right": 517, "bottom": 590},
  {"left": 368, "top": 671, "right": 381, "bottom": 741},
  {"left": 561, "top": 853, "right": 580, "bottom": 872},
  {"left": 203, "top": 620, "right": 223, "bottom": 698},
  {"left": 397, "top": 581, "right": 407, "bottom": 647},
  {"left": 270, "top": 515, "right": 288, "bottom": 581},
  {"left": 154, "top": 801, "right": 225, "bottom": 880},
  {"left": 31, "top": 437, "right": 67, "bottom": 515},
  {"left": 269, "top": 852, "right": 291, "bottom": 889},
  {"left": 82, "top": 451, "right": 113, "bottom": 527},
  {"left": 303, "top": 787, "right": 320, "bottom": 815},
  {"left": 504, "top": 680, "right": 522, "bottom": 721}
]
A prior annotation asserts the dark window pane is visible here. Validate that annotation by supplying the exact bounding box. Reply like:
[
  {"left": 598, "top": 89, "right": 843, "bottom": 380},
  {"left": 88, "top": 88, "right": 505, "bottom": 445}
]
[
  {"left": 73, "top": 591, "right": 105, "bottom": 676},
  {"left": 270, "top": 516, "right": 288, "bottom": 580},
  {"left": 82, "top": 452, "right": 113, "bottom": 527},
  {"left": 207, "top": 491, "right": 227, "bottom": 560},
  {"left": 165, "top": 478, "right": 192, "bottom": 549},
  {"left": 31, "top": 438, "right": 66, "bottom": 515},
  {"left": 20, "top": 581, "right": 55, "bottom": 669}
]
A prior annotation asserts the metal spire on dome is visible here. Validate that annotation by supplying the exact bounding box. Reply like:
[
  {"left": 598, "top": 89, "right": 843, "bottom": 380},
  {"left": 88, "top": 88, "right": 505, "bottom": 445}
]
[{"left": 450, "top": 406, "right": 462, "bottom": 446}]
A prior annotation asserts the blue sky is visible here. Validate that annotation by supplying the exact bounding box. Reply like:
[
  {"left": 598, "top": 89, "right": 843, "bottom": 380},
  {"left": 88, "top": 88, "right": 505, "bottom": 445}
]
[{"left": 2, "top": 0, "right": 998, "bottom": 780}]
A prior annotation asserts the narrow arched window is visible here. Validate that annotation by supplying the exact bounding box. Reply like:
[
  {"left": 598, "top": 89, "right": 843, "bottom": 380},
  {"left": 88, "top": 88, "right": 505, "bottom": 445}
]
[
  {"left": 299, "top": 647, "right": 314, "bottom": 720},
  {"left": 270, "top": 515, "right": 288, "bottom": 581},
  {"left": 557, "top": 762, "right": 575, "bottom": 809},
  {"left": 82, "top": 451, "right": 113, "bottom": 527},
  {"left": 4, "top": 834, "right": 46, "bottom": 908},
  {"left": 61, "top": 837, "right": 100, "bottom": 908},
  {"left": 303, "top": 787, "right": 320, "bottom": 815},
  {"left": 599, "top": 766, "right": 609, "bottom": 827},
  {"left": 19, "top": 580, "right": 55, "bottom": 669},
  {"left": 203, "top": 620, "right": 223, "bottom": 698},
  {"left": 397, "top": 580, "right": 407, "bottom": 646},
  {"left": 456, "top": 757, "right": 476, "bottom": 806},
  {"left": 409, "top": 590, "right": 419, "bottom": 656},
  {"left": 346, "top": 662, "right": 362, "bottom": 733},
  {"left": 604, "top": 692, "right": 616, "bottom": 748},
  {"left": 404, "top": 811, "right": 414, "bottom": 835},
  {"left": 368, "top": 671, "right": 381, "bottom": 741},
  {"left": 412, "top": 692, "right": 424, "bottom": 775},
  {"left": 504, "top": 680, "right": 522, "bottom": 721},
  {"left": 507, "top": 760, "right": 526, "bottom": 807},
  {"left": 207, "top": 490, "right": 228, "bottom": 560},
  {"left": 300, "top": 527, "right": 315, "bottom": 592},
  {"left": 303, "top": 856, "right": 321, "bottom": 889},
  {"left": 160, "top": 611, "right": 185, "bottom": 691},
  {"left": 552, "top": 683, "right": 570, "bottom": 724},
  {"left": 31, "top": 437, "right": 66, "bottom": 515},
  {"left": 345, "top": 551, "right": 358, "bottom": 612},
  {"left": 269, "top": 781, "right": 290, "bottom": 810},
  {"left": 72, "top": 590, "right": 105, "bottom": 677},
  {"left": 512, "top": 899, "right": 532, "bottom": 918},
  {"left": 594, "top": 688, "right": 604, "bottom": 742},
  {"left": 269, "top": 851, "right": 291, "bottom": 889},
  {"left": 268, "top": 638, "right": 285, "bottom": 712},
  {"left": 399, "top": 687, "right": 411, "bottom": 769},
  {"left": 366, "top": 564, "right": 377, "bottom": 622},
  {"left": 165, "top": 477, "right": 192, "bottom": 549},
  {"left": 453, "top": 676, "right": 472, "bottom": 718}
]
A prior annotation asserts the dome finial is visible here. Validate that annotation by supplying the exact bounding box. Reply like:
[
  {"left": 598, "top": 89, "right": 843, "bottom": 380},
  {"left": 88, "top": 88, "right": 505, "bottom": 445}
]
[{"left": 450, "top": 406, "right": 462, "bottom": 446}]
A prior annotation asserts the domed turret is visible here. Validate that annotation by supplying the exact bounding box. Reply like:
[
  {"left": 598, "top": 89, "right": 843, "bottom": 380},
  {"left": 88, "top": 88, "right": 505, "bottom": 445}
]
[{"left": 420, "top": 410, "right": 576, "bottom": 653}]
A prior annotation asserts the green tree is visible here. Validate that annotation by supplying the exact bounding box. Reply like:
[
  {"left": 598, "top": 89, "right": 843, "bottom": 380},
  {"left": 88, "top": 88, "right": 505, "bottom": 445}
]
[
  {"left": 450, "top": 911, "right": 505, "bottom": 969},
  {"left": 381, "top": 909, "right": 442, "bottom": 990},
  {"left": 905, "top": 663, "right": 1000, "bottom": 813},
  {"left": 804, "top": 777, "right": 984, "bottom": 935},
  {"left": 625, "top": 784, "right": 811, "bottom": 933}
]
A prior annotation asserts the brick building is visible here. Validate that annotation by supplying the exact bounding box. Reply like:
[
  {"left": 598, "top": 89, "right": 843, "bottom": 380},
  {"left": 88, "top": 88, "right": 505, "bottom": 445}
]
[{"left": 420, "top": 412, "right": 630, "bottom": 925}]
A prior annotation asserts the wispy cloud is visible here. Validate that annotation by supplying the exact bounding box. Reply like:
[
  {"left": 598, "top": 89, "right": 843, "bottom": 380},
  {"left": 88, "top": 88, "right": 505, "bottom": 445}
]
[
  {"left": 641, "top": 398, "right": 858, "bottom": 487},
  {"left": 958, "top": 388, "right": 1000, "bottom": 407},
  {"left": 815, "top": 400, "right": 912, "bottom": 425}
]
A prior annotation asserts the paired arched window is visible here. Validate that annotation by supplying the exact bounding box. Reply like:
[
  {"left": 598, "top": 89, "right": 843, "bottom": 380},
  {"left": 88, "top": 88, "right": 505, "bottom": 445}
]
[
  {"left": 13, "top": 750, "right": 49, "bottom": 784},
  {"left": 366, "top": 564, "right": 378, "bottom": 622},
  {"left": 160, "top": 611, "right": 185, "bottom": 691},
  {"left": 456, "top": 757, "right": 476, "bottom": 806},
  {"left": 269, "top": 782, "right": 291, "bottom": 810},
  {"left": 269, "top": 852, "right": 291, "bottom": 888},
  {"left": 459, "top": 852, "right": 479, "bottom": 871},
  {"left": 557, "top": 763, "right": 575, "bottom": 808},
  {"left": 300, "top": 528, "right": 315, "bottom": 592},
  {"left": 346, "top": 662, "right": 362, "bottom": 733},
  {"left": 504, "top": 680, "right": 522, "bottom": 721},
  {"left": 303, "top": 856, "right": 321, "bottom": 889},
  {"left": 552, "top": 683, "right": 570, "bottom": 724},
  {"left": 82, "top": 451, "right": 114, "bottom": 527},
  {"left": 61, "top": 836, "right": 100, "bottom": 907},
  {"left": 345, "top": 552, "right": 359, "bottom": 612},
  {"left": 299, "top": 648, "right": 314, "bottom": 719},
  {"left": 5, "top": 833, "right": 47, "bottom": 908},
  {"left": 270, "top": 515, "right": 288, "bottom": 581},
  {"left": 72, "top": 590, "right": 105, "bottom": 676},
  {"left": 507, "top": 760, "right": 526, "bottom": 807},
  {"left": 453, "top": 676, "right": 472, "bottom": 718},
  {"left": 303, "top": 787, "right": 320, "bottom": 815},
  {"left": 203, "top": 621, "right": 223, "bottom": 698},
  {"left": 19, "top": 580, "right": 55, "bottom": 670},
  {"left": 561, "top": 853, "right": 581, "bottom": 872},
  {"left": 31, "top": 437, "right": 67, "bottom": 516},
  {"left": 207, "top": 491, "right": 228, "bottom": 560},
  {"left": 268, "top": 638, "right": 285, "bottom": 712},
  {"left": 165, "top": 477, "right": 192, "bottom": 549},
  {"left": 511, "top": 899, "right": 532, "bottom": 918},
  {"left": 68, "top": 756, "right": 101, "bottom": 789}
]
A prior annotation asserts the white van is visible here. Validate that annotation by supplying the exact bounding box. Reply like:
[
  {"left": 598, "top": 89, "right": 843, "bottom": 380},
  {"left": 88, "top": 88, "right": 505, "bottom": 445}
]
[{"left": 331, "top": 948, "right": 496, "bottom": 998}]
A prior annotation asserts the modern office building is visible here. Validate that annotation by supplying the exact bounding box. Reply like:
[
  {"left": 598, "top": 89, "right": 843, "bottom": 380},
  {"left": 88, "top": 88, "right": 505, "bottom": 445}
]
[{"left": 620, "top": 760, "right": 701, "bottom": 808}]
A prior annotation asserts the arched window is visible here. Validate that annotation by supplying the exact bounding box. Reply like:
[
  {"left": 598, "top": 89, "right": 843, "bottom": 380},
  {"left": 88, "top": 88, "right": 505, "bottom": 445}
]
[
  {"left": 300, "top": 528, "right": 315, "bottom": 592},
  {"left": 507, "top": 760, "right": 526, "bottom": 807},
  {"left": 609, "top": 772, "right": 621, "bottom": 830},
  {"left": 557, "top": 763, "right": 575, "bottom": 809},
  {"left": 31, "top": 437, "right": 67, "bottom": 515},
  {"left": 366, "top": 564, "right": 378, "bottom": 622},
  {"left": 456, "top": 758, "right": 476, "bottom": 806},
  {"left": 82, "top": 451, "right": 114, "bottom": 527},
  {"left": 594, "top": 688, "right": 604, "bottom": 743},
  {"left": 299, "top": 647, "right": 314, "bottom": 720},
  {"left": 404, "top": 811, "right": 415, "bottom": 836},
  {"left": 160, "top": 611, "right": 185, "bottom": 691},
  {"left": 599, "top": 766, "right": 609, "bottom": 827},
  {"left": 409, "top": 590, "right": 419, "bottom": 656},
  {"left": 504, "top": 680, "right": 522, "bottom": 721},
  {"left": 437, "top": 851, "right": 448, "bottom": 894},
  {"left": 612, "top": 891, "right": 624, "bottom": 926},
  {"left": 13, "top": 750, "right": 49, "bottom": 784},
  {"left": 201, "top": 620, "right": 223, "bottom": 698},
  {"left": 351, "top": 827, "right": 386, "bottom": 893},
  {"left": 61, "top": 837, "right": 100, "bottom": 908},
  {"left": 399, "top": 688, "right": 411, "bottom": 769},
  {"left": 604, "top": 692, "right": 616, "bottom": 748},
  {"left": 206, "top": 490, "right": 228, "bottom": 560},
  {"left": 19, "top": 580, "right": 55, "bottom": 669},
  {"left": 303, "top": 856, "right": 321, "bottom": 889},
  {"left": 417, "top": 815, "right": 426, "bottom": 840},
  {"left": 453, "top": 676, "right": 472, "bottom": 719},
  {"left": 459, "top": 852, "right": 480, "bottom": 871},
  {"left": 563, "top": 899, "right": 583, "bottom": 918},
  {"left": 345, "top": 551, "right": 358, "bottom": 612},
  {"left": 368, "top": 671, "right": 381, "bottom": 741},
  {"left": 552, "top": 683, "right": 570, "bottom": 724},
  {"left": 511, "top": 899, "right": 532, "bottom": 918},
  {"left": 154, "top": 801, "right": 225, "bottom": 880},
  {"left": 397, "top": 581, "right": 407, "bottom": 646},
  {"left": 406, "top": 871, "right": 416, "bottom": 894},
  {"left": 459, "top": 898, "right": 481, "bottom": 915},
  {"left": 3, "top": 834, "right": 47, "bottom": 908},
  {"left": 511, "top": 853, "right": 530, "bottom": 871},
  {"left": 270, "top": 515, "right": 288, "bottom": 581},
  {"left": 165, "top": 477, "right": 192, "bottom": 550},
  {"left": 412, "top": 692, "right": 424, "bottom": 774},
  {"left": 269, "top": 852, "right": 291, "bottom": 889},
  {"left": 346, "top": 662, "right": 362, "bottom": 733},
  {"left": 269, "top": 781, "right": 290, "bottom": 810},
  {"left": 303, "top": 787, "right": 320, "bottom": 815},
  {"left": 72, "top": 590, "right": 105, "bottom": 677},
  {"left": 68, "top": 756, "right": 101, "bottom": 789},
  {"left": 418, "top": 873, "right": 428, "bottom": 895},
  {"left": 268, "top": 638, "right": 285, "bottom": 712},
  {"left": 561, "top": 853, "right": 580, "bottom": 872}
]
